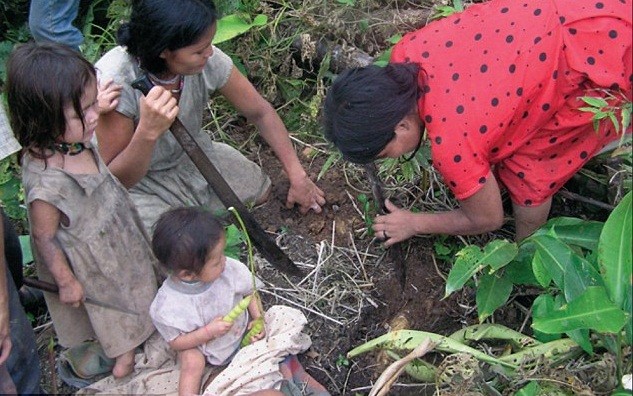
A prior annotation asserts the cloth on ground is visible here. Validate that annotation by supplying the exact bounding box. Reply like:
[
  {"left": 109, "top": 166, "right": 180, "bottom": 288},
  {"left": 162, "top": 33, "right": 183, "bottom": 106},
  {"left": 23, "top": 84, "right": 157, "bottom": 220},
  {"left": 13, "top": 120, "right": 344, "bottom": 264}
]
[{"left": 77, "top": 306, "right": 330, "bottom": 395}]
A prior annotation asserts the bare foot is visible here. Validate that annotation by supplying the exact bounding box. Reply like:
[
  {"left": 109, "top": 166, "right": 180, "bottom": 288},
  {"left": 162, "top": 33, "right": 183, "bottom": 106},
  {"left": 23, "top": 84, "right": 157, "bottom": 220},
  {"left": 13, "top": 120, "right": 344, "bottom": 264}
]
[{"left": 112, "top": 350, "right": 135, "bottom": 378}]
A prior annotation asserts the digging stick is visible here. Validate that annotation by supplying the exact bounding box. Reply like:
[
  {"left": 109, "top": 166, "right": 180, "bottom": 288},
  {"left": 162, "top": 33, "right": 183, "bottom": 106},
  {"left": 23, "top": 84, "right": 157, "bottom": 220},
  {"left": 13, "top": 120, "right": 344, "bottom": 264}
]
[
  {"left": 363, "top": 162, "right": 407, "bottom": 288},
  {"left": 22, "top": 277, "right": 139, "bottom": 315},
  {"left": 131, "top": 75, "right": 301, "bottom": 277}
]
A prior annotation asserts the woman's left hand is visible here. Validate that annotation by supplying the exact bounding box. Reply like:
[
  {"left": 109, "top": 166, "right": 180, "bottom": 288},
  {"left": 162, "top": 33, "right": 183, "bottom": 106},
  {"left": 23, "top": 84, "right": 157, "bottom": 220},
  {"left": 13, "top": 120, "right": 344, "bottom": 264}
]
[
  {"left": 373, "top": 200, "right": 418, "bottom": 247},
  {"left": 286, "top": 173, "right": 326, "bottom": 214}
]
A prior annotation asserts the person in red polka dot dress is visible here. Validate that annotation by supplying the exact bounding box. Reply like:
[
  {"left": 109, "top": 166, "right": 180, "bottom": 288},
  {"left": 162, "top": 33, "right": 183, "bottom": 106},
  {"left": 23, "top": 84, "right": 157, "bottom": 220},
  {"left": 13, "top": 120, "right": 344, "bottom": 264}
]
[{"left": 324, "top": 0, "right": 631, "bottom": 243}]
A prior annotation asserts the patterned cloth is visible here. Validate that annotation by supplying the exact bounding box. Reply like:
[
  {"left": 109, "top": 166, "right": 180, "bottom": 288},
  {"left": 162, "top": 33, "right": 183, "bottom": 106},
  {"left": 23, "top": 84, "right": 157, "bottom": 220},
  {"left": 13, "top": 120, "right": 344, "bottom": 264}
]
[
  {"left": 22, "top": 150, "right": 158, "bottom": 358},
  {"left": 391, "top": 0, "right": 632, "bottom": 206},
  {"left": 203, "top": 306, "right": 328, "bottom": 396},
  {"left": 77, "top": 307, "right": 330, "bottom": 396},
  {"left": 0, "top": 105, "right": 21, "bottom": 161}
]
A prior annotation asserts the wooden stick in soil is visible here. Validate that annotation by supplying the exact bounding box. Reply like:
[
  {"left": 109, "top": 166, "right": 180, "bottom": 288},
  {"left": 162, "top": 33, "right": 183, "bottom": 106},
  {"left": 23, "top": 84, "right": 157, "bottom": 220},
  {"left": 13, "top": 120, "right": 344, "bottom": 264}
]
[{"left": 363, "top": 162, "right": 407, "bottom": 288}]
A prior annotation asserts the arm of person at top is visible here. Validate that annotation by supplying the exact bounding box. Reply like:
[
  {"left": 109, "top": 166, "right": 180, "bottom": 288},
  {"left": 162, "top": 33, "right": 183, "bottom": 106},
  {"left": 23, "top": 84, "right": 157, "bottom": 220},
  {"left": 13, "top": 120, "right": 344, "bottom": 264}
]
[
  {"left": 373, "top": 171, "right": 505, "bottom": 247},
  {"left": 96, "top": 86, "right": 178, "bottom": 188},
  {"left": 219, "top": 67, "right": 326, "bottom": 214},
  {"left": 168, "top": 317, "right": 233, "bottom": 351},
  {"left": 29, "top": 200, "right": 84, "bottom": 307},
  {"left": 0, "top": 221, "right": 12, "bottom": 365}
]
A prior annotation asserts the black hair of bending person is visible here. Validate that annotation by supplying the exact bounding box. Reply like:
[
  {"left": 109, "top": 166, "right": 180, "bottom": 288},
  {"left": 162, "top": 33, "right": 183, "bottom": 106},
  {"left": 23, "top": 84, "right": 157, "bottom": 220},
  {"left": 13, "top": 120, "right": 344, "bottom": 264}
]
[
  {"left": 117, "top": 0, "right": 218, "bottom": 75},
  {"left": 151, "top": 207, "right": 224, "bottom": 275},
  {"left": 322, "top": 63, "right": 419, "bottom": 164}
]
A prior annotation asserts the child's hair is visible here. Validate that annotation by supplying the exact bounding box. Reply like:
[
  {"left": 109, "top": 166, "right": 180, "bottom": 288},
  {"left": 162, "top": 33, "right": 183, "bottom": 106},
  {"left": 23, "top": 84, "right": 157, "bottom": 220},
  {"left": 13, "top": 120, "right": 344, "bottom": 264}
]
[
  {"left": 117, "top": 0, "right": 218, "bottom": 75},
  {"left": 152, "top": 207, "right": 225, "bottom": 275},
  {"left": 6, "top": 41, "right": 97, "bottom": 159}
]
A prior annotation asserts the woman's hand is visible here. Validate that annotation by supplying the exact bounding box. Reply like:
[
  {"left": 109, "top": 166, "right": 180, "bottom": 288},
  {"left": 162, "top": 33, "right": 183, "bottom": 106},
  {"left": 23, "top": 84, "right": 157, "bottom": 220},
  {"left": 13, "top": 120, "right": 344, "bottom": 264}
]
[
  {"left": 97, "top": 78, "right": 122, "bottom": 115},
  {"left": 137, "top": 86, "right": 179, "bottom": 142},
  {"left": 373, "top": 173, "right": 505, "bottom": 243},
  {"left": 286, "top": 173, "right": 326, "bottom": 214},
  {"left": 58, "top": 277, "right": 84, "bottom": 308},
  {"left": 219, "top": 68, "right": 327, "bottom": 215},
  {"left": 372, "top": 200, "right": 419, "bottom": 247}
]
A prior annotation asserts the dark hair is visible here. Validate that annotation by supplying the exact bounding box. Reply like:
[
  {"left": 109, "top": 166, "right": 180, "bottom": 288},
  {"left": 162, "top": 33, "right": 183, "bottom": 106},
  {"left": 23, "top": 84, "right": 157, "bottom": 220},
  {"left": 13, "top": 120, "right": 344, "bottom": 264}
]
[
  {"left": 6, "top": 42, "right": 96, "bottom": 159},
  {"left": 322, "top": 63, "right": 420, "bottom": 164},
  {"left": 117, "top": 0, "right": 218, "bottom": 74},
  {"left": 152, "top": 207, "right": 225, "bottom": 275}
]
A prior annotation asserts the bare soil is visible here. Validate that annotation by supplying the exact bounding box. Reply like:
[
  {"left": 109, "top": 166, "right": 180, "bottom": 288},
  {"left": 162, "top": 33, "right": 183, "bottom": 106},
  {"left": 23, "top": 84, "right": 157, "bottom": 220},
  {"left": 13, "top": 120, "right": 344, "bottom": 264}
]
[
  {"left": 31, "top": 130, "right": 619, "bottom": 394},
  {"left": 247, "top": 140, "right": 502, "bottom": 395}
]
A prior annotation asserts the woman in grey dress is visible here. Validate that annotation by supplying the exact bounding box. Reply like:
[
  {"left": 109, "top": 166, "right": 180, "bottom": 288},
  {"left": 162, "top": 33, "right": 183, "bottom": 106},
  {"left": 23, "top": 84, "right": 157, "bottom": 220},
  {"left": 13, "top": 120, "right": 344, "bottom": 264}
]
[{"left": 95, "top": 0, "right": 326, "bottom": 231}]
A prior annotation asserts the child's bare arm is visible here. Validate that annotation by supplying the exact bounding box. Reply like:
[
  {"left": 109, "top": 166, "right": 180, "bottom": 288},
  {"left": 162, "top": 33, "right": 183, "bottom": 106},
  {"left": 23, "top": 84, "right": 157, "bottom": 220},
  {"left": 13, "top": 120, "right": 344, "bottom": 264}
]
[
  {"left": 30, "top": 200, "right": 84, "bottom": 307},
  {"left": 245, "top": 294, "right": 266, "bottom": 342},
  {"left": 169, "top": 317, "right": 232, "bottom": 351},
  {"left": 247, "top": 294, "right": 263, "bottom": 320},
  {"left": 97, "top": 78, "right": 122, "bottom": 115}
]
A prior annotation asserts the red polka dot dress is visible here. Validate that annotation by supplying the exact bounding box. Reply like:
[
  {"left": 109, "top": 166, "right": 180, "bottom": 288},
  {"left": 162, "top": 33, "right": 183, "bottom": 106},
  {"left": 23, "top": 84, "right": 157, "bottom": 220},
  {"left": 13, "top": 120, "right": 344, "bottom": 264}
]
[{"left": 391, "top": 0, "right": 632, "bottom": 206}]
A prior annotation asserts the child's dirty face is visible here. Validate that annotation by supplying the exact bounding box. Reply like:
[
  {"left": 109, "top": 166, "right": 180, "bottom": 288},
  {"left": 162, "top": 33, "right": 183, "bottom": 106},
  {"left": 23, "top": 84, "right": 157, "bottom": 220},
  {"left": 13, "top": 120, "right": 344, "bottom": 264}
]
[
  {"left": 198, "top": 236, "right": 227, "bottom": 283},
  {"left": 62, "top": 80, "right": 99, "bottom": 144}
]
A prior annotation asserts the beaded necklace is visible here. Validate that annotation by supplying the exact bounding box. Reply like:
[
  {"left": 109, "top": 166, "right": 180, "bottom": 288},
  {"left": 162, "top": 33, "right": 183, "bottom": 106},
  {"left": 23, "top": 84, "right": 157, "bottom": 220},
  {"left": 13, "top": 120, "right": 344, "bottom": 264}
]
[
  {"left": 54, "top": 142, "right": 87, "bottom": 156},
  {"left": 148, "top": 72, "right": 184, "bottom": 94}
]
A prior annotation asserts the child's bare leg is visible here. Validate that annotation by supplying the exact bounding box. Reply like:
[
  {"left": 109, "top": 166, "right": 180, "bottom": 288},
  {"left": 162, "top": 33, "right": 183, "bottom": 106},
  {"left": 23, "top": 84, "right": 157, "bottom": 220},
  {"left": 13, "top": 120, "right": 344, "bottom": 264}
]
[
  {"left": 512, "top": 197, "right": 552, "bottom": 241},
  {"left": 112, "top": 349, "right": 135, "bottom": 378},
  {"left": 178, "top": 348, "right": 206, "bottom": 396}
]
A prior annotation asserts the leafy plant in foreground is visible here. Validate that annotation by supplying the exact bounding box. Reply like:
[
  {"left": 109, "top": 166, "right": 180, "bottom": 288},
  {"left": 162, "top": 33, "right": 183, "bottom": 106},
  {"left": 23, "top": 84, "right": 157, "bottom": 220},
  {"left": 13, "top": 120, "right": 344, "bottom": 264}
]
[{"left": 445, "top": 191, "right": 632, "bottom": 376}]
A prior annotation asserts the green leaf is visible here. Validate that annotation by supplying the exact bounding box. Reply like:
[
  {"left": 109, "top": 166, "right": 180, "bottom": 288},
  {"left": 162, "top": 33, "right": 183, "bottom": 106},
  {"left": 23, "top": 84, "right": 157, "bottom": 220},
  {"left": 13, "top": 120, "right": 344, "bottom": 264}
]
[
  {"left": 624, "top": 291, "right": 632, "bottom": 346},
  {"left": 19, "top": 235, "right": 33, "bottom": 266},
  {"left": 482, "top": 239, "right": 518, "bottom": 271},
  {"left": 580, "top": 96, "right": 609, "bottom": 108},
  {"left": 562, "top": 254, "right": 603, "bottom": 302},
  {"left": 224, "top": 224, "right": 244, "bottom": 260},
  {"left": 445, "top": 245, "right": 484, "bottom": 297},
  {"left": 532, "top": 286, "right": 628, "bottom": 334},
  {"left": 593, "top": 111, "right": 608, "bottom": 120},
  {"left": 622, "top": 105, "right": 631, "bottom": 132},
  {"left": 504, "top": 256, "right": 539, "bottom": 286},
  {"left": 476, "top": 273, "right": 513, "bottom": 322},
  {"left": 598, "top": 191, "right": 632, "bottom": 310},
  {"left": 565, "top": 328, "right": 593, "bottom": 354},
  {"left": 445, "top": 240, "right": 518, "bottom": 298},
  {"left": 212, "top": 14, "right": 268, "bottom": 44},
  {"left": 317, "top": 151, "right": 340, "bottom": 180},
  {"left": 609, "top": 112, "right": 620, "bottom": 133},
  {"left": 387, "top": 34, "right": 403, "bottom": 45},
  {"left": 0, "top": 175, "right": 26, "bottom": 220},
  {"left": 531, "top": 294, "right": 561, "bottom": 342},
  {"left": 531, "top": 235, "right": 573, "bottom": 288},
  {"left": 532, "top": 249, "right": 553, "bottom": 288},
  {"left": 347, "top": 329, "right": 517, "bottom": 369},
  {"left": 542, "top": 218, "right": 604, "bottom": 251},
  {"left": 578, "top": 106, "right": 602, "bottom": 114},
  {"left": 515, "top": 381, "right": 540, "bottom": 396}
]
